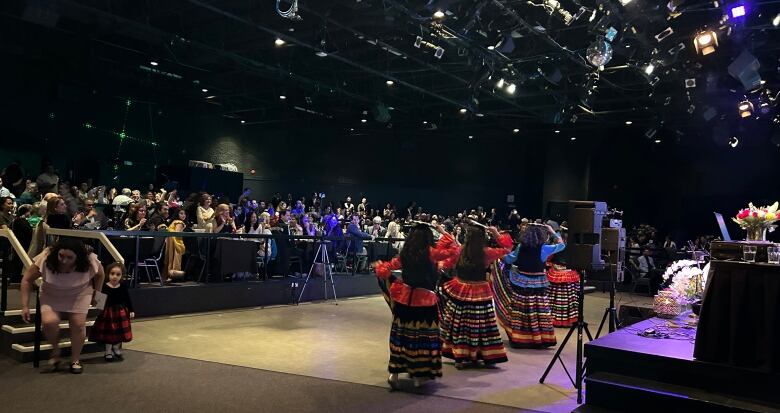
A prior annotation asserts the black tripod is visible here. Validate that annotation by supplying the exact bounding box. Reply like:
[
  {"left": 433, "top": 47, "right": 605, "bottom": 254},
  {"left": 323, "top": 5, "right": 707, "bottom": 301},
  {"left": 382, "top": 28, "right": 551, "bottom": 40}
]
[
  {"left": 595, "top": 262, "right": 619, "bottom": 339},
  {"left": 297, "top": 239, "right": 338, "bottom": 305},
  {"left": 539, "top": 269, "right": 594, "bottom": 405}
]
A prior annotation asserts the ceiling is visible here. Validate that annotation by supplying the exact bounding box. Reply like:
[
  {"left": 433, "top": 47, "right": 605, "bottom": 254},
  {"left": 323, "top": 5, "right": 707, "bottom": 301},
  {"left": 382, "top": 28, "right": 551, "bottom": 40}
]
[{"left": 2, "top": 0, "right": 780, "bottom": 144}]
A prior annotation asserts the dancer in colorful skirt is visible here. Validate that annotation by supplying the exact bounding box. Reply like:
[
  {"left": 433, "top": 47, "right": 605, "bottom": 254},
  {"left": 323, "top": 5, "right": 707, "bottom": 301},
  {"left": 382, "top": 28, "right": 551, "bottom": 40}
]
[
  {"left": 431, "top": 223, "right": 512, "bottom": 368},
  {"left": 490, "top": 223, "right": 565, "bottom": 348},
  {"left": 546, "top": 259, "right": 580, "bottom": 328},
  {"left": 374, "top": 223, "right": 442, "bottom": 389}
]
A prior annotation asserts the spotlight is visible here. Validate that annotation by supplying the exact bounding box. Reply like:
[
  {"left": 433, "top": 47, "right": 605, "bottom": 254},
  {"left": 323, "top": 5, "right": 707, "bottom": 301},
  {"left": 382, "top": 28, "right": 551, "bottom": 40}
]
[
  {"left": 201, "top": 88, "right": 208, "bottom": 93},
  {"left": 279, "top": 95, "right": 287, "bottom": 100},
  {"left": 386, "top": 80, "right": 394, "bottom": 86},
  {"left": 150, "top": 61, "right": 159, "bottom": 66},
  {"left": 625, "top": 121, "right": 633, "bottom": 125},
  {"left": 513, "top": 128, "right": 520, "bottom": 133},
  {"left": 433, "top": 10, "right": 445, "bottom": 19},
  {"left": 423, "top": 121, "right": 428, "bottom": 124},
  {"left": 773, "top": 14, "right": 780, "bottom": 26},
  {"left": 644, "top": 64, "right": 656, "bottom": 75},
  {"left": 496, "top": 78, "right": 505, "bottom": 89},
  {"left": 729, "top": 136, "right": 739, "bottom": 147},
  {"left": 619, "top": 0, "right": 633, "bottom": 5},
  {"left": 315, "top": 51, "right": 328, "bottom": 57},
  {"left": 487, "top": 46, "right": 495, "bottom": 50},
  {"left": 476, "top": 113, "right": 485, "bottom": 117},
  {"left": 694, "top": 30, "right": 718, "bottom": 55},
  {"left": 434, "top": 46, "right": 444, "bottom": 59},
  {"left": 555, "top": 130, "right": 561, "bottom": 133},
  {"left": 459, "top": 108, "right": 468, "bottom": 114},
  {"left": 685, "top": 78, "right": 697, "bottom": 88},
  {"left": 241, "top": 120, "right": 246, "bottom": 124},
  {"left": 571, "top": 137, "right": 577, "bottom": 141},
  {"left": 654, "top": 139, "right": 662, "bottom": 144},
  {"left": 506, "top": 83, "right": 517, "bottom": 95},
  {"left": 361, "top": 119, "right": 367, "bottom": 123},
  {"left": 730, "top": 5, "right": 746, "bottom": 18},
  {"left": 738, "top": 100, "right": 753, "bottom": 118},
  {"left": 275, "top": 38, "right": 286, "bottom": 47},
  {"left": 468, "top": 135, "right": 474, "bottom": 139}
]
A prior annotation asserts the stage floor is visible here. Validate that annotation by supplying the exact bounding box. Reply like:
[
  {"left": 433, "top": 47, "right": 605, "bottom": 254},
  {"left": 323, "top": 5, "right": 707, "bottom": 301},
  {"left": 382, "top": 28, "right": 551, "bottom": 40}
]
[{"left": 126, "top": 291, "right": 653, "bottom": 413}]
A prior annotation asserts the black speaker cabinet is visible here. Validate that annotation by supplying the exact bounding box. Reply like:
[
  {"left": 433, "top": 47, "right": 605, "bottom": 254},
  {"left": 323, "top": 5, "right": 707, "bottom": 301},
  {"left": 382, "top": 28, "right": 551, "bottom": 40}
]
[{"left": 566, "top": 201, "right": 607, "bottom": 271}]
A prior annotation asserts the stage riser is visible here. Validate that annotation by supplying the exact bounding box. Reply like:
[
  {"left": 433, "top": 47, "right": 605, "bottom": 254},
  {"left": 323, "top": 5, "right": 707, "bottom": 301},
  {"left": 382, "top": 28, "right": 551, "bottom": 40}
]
[
  {"left": 586, "top": 349, "right": 780, "bottom": 405},
  {"left": 11, "top": 342, "right": 104, "bottom": 363},
  {"left": 130, "top": 275, "right": 381, "bottom": 318},
  {"left": 586, "top": 375, "right": 767, "bottom": 413}
]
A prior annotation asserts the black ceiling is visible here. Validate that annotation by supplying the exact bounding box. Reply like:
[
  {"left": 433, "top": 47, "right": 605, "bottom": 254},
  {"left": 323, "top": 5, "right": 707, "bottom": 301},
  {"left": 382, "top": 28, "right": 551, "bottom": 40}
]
[{"left": 2, "top": 0, "right": 780, "bottom": 143}]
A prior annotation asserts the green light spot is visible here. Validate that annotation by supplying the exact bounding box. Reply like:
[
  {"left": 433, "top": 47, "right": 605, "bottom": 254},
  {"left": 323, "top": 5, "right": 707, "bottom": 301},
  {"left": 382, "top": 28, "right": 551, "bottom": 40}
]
[
  {"left": 84, "top": 123, "right": 93, "bottom": 129},
  {"left": 119, "top": 132, "right": 126, "bottom": 140},
  {"left": 126, "top": 99, "right": 132, "bottom": 107}
]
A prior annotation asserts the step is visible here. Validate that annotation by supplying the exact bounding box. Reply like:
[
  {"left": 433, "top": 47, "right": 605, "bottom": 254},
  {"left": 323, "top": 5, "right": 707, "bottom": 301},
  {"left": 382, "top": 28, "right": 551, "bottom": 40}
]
[
  {"left": 9, "top": 339, "right": 103, "bottom": 362},
  {"left": 571, "top": 405, "right": 623, "bottom": 413},
  {"left": 2, "top": 307, "right": 100, "bottom": 325},
  {"left": 586, "top": 372, "right": 779, "bottom": 413},
  {"left": 2, "top": 320, "right": 95, "bottom": 335}
]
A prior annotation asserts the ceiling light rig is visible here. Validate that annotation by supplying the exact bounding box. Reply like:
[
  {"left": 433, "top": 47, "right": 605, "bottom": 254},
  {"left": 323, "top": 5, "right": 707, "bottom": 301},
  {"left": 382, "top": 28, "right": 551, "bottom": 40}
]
[
  {"left": 276, "top": 0, "right": 301, "bottom": 21},
  {"left": 694, "top": 30, "right": 718, "bottom": 55},
  {"left": 738, "top": 99, "right": 753, "bottom": 118}
]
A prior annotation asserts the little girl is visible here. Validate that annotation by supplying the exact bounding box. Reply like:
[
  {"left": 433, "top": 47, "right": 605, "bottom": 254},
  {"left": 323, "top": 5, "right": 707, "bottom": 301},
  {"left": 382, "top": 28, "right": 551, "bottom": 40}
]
[{"left": 89, "top": 262, "right": 134, "bottom": 361}]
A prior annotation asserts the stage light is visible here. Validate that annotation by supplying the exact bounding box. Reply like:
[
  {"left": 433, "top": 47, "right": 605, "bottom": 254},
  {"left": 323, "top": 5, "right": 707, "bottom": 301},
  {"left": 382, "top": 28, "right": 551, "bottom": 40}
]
[
  {"left": 468, "top": 135, "right": 474, "bottom": 139},
  {"left": 654, "top": 139, "right": 662, "bottom": 144},
  {"left": 487, "top": 45, "right": 495, "bottom": 50},
  {"left": 738, "top": 100, "right": 753, "bottom": 118},
  {"left": 361, "top": 119, "right": 367, "bottom": 123},
  {"left": 206, "top": 95, "right": 216, "bottom": 99},
  {"left": 644, "top": 64, "right": 656, "bottom": 75},
  {"left": 555, "top": 130, "right": 560, "bottom": 133},
  {"left": 433, "top": 10, "right": 445, "bottom": 19},
  {"left": 619, "top": 0, "right": 633, "bottom": 5},
  {"left": 201, "top": 88, "right": 208, "bottom": 93},
  {"left": 730, "top": 5, "right": 746, "bottom": 18},
  {"left": 150, "top": 61, "right": 159, "bottom": 66},
  {"left": 729, "top": 136, "right": 739, "bottom": 147},
  {"left": 315, "top": 51, "right": 328, "bottom": 57},
  {"left": 506, "top": 83, "right": 517, "bottom": 95},
  {"left": 694, "top": 30, "right": 718, "bottom": 55},
  {"left": 386, "top": 80, "right": 394, "bottom": 86},
  {"left": 513, "top": 128, "right": 520, "bottom": 133},
  {"left": 423, "top": 121, "right": 428, "bottom": 124},
  {"left": 496, "top": 78, "right": 505, "bottom": 88},
  {"left": 476, "top": 113, "right": 485, "bottom": 117},
  {"left": 279, "top": 95, "right": 287, "bottom": 100},
  {"left": 571, "top": 137, "right": 577, "bottom": 141},
  {"left": 275, "top": 38, "right": 286, "bottom": 47},
  {"left": 773, "top": 14, "right": 780, "bottom": 26},
  {"left": 241, "top": 120, "right": 246, "bottom": 124},
  {"left": 625, "top": 121, "right": 633, "bottom": 125},
  {"left": 459, "top": 108, "right": 468, "bottom": 114}
]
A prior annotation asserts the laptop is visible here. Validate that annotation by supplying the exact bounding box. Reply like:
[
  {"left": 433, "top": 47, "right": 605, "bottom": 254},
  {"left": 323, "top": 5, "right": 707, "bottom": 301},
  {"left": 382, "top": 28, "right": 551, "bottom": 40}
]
[{"left": 714, "top": 212, "right": 731, "bottom": 241}]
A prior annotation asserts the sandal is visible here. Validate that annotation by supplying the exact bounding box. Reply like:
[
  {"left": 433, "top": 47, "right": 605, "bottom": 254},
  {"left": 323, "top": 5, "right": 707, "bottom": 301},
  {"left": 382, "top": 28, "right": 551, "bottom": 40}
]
[
  {"left": 69, "top": 361, "right": 83, "bottom": 374},
  {"left": 47, "top": 358, "right": 62, "bottom": 372},
  {"left": 387, "top": 374, "right": 400, "bottom": 391}
]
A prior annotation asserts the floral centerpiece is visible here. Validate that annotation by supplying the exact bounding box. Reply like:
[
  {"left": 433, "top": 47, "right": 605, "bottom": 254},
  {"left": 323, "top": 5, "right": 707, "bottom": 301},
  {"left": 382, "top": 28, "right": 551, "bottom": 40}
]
[
  {"left": 733, "top": 202, "right": 779, "bottom": 242},
  {"left": 655, "top": 260, "right": 708, "bottom": 318}
]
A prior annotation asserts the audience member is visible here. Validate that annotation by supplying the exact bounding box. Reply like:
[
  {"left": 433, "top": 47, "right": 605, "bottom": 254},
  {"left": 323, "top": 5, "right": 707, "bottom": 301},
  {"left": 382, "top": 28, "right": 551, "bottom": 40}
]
[{"left": 35, "top": 164, "right": 59, "bottom": 195}]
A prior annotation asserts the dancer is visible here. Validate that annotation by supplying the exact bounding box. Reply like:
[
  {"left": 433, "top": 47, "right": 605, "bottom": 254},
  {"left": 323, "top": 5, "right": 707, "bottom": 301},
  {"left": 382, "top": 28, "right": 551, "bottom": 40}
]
[
  {"left": 546, "top": 258, "right": 580, "bottom": 328},
  {"left": 89, "top": 262, "right": 134, "bottom": 361},
  {"left": 374, "top": 223, "right": 442, "bottom": 389},
  {"left": 431, "top": 223, "right": 512, "bottom": 368},
  {"left": 491, "top": 223, "right": 565, "bottom": 348}
]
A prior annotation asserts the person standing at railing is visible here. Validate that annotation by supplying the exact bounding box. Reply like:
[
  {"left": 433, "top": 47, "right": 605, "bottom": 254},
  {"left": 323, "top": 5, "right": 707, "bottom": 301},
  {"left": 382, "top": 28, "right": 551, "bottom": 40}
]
[
  {"left": 163, "top": 220, "right": 187, "bottom": 283},
  {"left": 20, "top": 237, "right": 105, "bottom": 374}
]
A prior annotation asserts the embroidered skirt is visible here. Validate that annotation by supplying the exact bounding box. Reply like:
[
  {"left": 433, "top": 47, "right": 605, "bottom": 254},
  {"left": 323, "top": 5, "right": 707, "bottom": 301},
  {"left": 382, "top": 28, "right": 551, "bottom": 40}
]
[
  {"left": 490, "top": 265, "right": 556, "bottom": 348},
  {"left": 89, "top": 305, "right": 133, "bottom": 344}
]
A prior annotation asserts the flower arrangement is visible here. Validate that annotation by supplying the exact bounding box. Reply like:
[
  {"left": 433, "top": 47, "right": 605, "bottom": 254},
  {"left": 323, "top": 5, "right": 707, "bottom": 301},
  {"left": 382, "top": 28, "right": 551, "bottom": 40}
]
[
  {"left": 733, "top": 202, "right": 779, "bottom": 241},
  {"left": 660, "top": 260, "right": 707, "bottom": 303}
]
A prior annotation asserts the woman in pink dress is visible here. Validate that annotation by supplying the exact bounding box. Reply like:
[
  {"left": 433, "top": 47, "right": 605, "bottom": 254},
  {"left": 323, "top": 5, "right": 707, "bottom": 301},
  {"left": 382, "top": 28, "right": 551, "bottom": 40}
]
[{"left": 20, "top": 237, "right": 105, "bottom": 373}]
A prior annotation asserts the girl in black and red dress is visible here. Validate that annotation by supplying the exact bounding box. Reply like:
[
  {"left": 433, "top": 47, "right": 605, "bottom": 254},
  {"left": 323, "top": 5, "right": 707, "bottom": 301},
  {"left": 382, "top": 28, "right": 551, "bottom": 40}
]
[{"left": 89, "top": 262, "right": 134, "bottom": 361}]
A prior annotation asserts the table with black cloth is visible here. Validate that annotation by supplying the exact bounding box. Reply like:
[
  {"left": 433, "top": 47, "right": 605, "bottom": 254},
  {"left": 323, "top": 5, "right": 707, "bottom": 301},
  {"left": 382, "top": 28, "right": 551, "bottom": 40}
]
[
  {"left": 213, "top": 238, "right": 257, "bottom": 276},
  {"left": 694, "top": 259, "right": 780, "bottom": 372}
]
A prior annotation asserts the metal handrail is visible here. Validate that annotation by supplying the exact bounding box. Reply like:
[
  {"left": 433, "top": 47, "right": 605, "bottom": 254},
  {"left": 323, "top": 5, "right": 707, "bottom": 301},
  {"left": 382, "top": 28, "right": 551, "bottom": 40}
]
[
  {"left": 45, "top": 228, "right": 125, "bottom": 265},
  {"left": 0, "top": 228, "right": 33, "bottom": 312}
]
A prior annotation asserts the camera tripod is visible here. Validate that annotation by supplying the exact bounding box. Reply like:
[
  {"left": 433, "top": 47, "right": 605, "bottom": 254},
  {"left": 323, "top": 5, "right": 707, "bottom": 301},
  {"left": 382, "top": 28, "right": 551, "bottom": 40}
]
[
  {"left": 539, "top": 269, "right": 594, "bottom": 405},
  {"left": 297, "top": 239, "right": 338, "bottom": 305}
]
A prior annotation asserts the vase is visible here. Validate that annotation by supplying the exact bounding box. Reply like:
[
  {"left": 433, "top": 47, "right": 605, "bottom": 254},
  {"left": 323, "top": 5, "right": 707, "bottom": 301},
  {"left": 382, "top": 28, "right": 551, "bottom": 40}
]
[
  {"left": 746, "top": 227, "right": 768, "bottom": 242},
  {"left": 653, "top": 291, "right": 682, "bottom": 319}
]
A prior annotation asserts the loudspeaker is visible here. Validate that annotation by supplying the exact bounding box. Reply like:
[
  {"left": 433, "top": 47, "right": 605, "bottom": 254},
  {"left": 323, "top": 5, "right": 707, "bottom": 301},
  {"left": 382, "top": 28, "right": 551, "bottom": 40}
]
[
  {"left": 601, "top": 228, "right": 626, "bottom": 251},
  {"left": 618, "top": 305, "right": 656, "bottom": 328},
  {"left": 566, "top": 201, "right": 607, "bottom": 271}
]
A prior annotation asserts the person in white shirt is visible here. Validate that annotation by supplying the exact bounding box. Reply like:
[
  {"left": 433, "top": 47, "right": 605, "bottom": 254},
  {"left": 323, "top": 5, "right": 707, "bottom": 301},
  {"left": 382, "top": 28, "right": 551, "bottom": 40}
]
[{"left": 112, "top": 188, "right": 133, "bottom": 206}]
